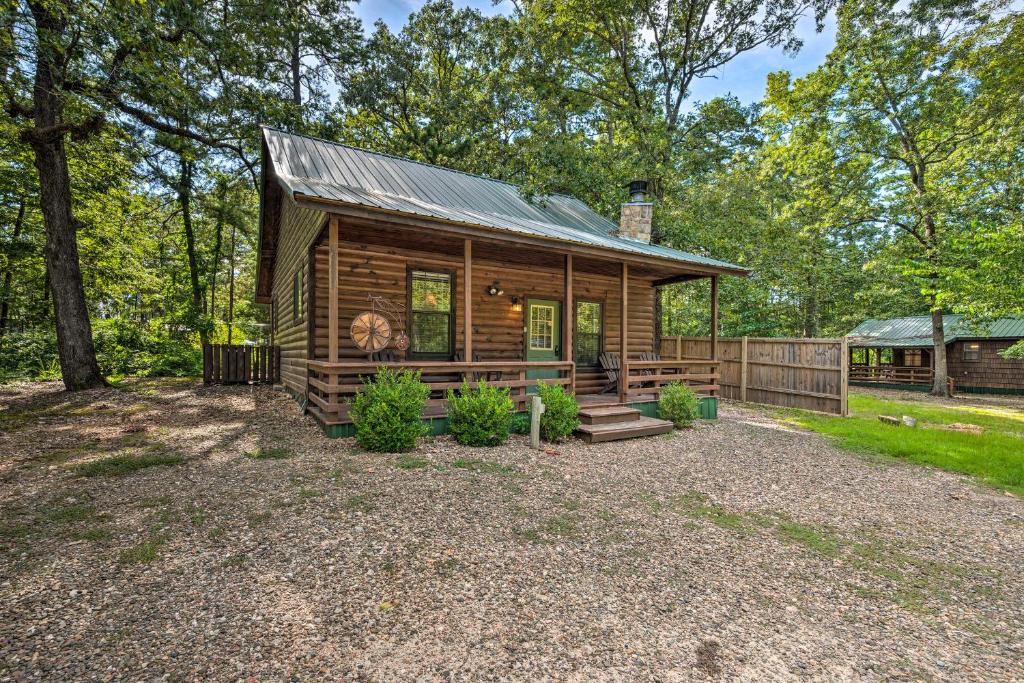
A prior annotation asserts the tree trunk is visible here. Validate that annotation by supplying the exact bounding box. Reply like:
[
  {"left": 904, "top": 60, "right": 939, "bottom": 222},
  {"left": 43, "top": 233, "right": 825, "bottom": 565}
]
[
  {"left": 25, "top": 1, "right": 104, "bottom": 389},
  {"left": 227, "top": 220, "right": 237, "bottom": 344},
  {"left": 208, "top": 191, "right": 224, "bottom": 324},
  {"left": 290, "top": 34, "right": 302, "bottom": 108},
  {"left": 0, "top": 196, "right": 25, "bottom": 337},
  {"left": 177, "top": 156, "right": 209, "bottom": 346},
  {"left": 930, "top": 299, "right": 949, "bottom": 397}
]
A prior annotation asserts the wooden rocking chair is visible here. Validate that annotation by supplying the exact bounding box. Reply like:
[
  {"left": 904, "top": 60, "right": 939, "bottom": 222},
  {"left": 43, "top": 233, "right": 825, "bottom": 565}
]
[{"left": 599, "top": 352, "right": 620, "bottom": 394}]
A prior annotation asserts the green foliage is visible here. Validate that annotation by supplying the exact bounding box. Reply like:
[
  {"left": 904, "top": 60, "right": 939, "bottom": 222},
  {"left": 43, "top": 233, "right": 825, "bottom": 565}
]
[
  {"left": 659, "top": 382, "right": 700, "bottom": 428},
  {"left": 75, "top": 453, "right": 187, "bottom": 477},
  {"left": 244, "top": 447, "right": 292, "bottom": 460},
  {"left": 445, "top": 381, "right": 514, "bottom": 446},
  {"left": 349, "top": 368, "right": 430, "bottom": 453},
  {"left": 534, "top": 381, "right": 580, "bottom": 442},
  {"left": 1000, "top": 341, "right": 1024, "bottom": 360},
  {"left": 510, "top": 412, "right": 530, "bottom": 434},
  {"left": 93, "top": 318, "right": 201, "bottom": 378},
  {"left": 786, "top": 394, "right": 1024, "bottom": 496},
  {"left": 0, "top": 330, "right": 58, "bottom": 380}
]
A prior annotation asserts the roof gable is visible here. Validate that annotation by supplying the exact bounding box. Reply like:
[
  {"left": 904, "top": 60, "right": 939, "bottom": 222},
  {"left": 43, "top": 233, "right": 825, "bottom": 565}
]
[{"left": 260, "top": 127, "right": 747, "bottom": 275}]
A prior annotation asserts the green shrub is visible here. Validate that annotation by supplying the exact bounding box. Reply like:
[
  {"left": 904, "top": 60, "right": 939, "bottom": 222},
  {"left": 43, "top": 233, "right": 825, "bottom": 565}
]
[
  {"left": 659, "top": 381, "right": 700, "bottom": 428},
  {"left": 349, "top": 367, "right": 430, "bottom": 452},
  {"left": 0, "top": 329, "right": 58, "bottom": 380},
  {"left": 510, "top": 413, "right": 530, "bottom": 434},
  {"left": 534, "top": 381, "right": 580, "bottom": 441},
  {"left": 446, "top": 381, "right": 514, "bottom": 446}
]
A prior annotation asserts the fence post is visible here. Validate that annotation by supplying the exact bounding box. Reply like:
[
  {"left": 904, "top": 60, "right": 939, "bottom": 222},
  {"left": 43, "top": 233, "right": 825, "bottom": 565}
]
[
  {"left": 740, "top": 336, "right": 749, "bottom": 402},
  {"left": 840, "top": 337, "right": 849, "bottom": 416},
  {"left": 676, "top": 336, "right": 682, "bottom": 360}
]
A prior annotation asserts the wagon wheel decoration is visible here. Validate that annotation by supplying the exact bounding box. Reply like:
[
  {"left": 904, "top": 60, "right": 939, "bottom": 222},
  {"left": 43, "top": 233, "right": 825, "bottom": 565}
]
[{"left": 350, "top": 312, "right": 392, "bottom": 352}]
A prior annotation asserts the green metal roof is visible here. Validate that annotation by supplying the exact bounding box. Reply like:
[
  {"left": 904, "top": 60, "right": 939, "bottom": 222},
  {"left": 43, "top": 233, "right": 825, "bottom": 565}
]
[
  {"left": 262, "top": 127, "right": 748, "bottom": 275},
  {"left": 847, "top": 315, "right": 1024, "bottom": 347}
]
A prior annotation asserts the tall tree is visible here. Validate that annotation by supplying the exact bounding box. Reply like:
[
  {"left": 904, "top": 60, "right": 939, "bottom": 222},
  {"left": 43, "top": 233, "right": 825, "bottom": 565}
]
[
  {"left": 764, "top": 0, "right": 1022, "bottom": 395},
  {"left": 337, "top": 0, "right": 526, "bottom": 174}
]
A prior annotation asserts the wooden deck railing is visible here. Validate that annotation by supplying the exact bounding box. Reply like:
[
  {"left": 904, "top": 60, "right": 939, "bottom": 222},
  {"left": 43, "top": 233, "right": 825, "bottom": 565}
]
[
  {"left": 849, "top": 365, "right": 934, "bottom": 385},
  {"left": 306, "top": 360, "right": 574, "bottom": 424},
  {"left": 621, "top": 359, "right": 721, "bottom": 401},
  {"left": 203, "top": 344, "right": 280, "bottom": 385}
]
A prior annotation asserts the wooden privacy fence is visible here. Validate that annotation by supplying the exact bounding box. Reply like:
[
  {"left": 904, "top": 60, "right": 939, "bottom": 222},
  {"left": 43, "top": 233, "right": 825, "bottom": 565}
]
[
  {"left": 203, "top": 344, "right": 280, "bottom": 385},
  {"left": 660, "top": 336, "right": 848, "bottom": 416}
]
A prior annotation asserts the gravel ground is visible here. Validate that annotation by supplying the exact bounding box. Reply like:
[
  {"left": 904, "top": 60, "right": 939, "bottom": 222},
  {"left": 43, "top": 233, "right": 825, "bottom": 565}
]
[{"left": 1, "top": 379, "right": 1022, "bottom": 682}]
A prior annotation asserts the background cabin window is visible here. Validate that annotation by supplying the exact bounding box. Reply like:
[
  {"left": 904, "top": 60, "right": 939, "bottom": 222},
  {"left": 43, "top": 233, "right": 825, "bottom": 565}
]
[
  {"left": 904, "top": 349, "right": 923, "bottom": 367},
  {"left": 409, "top": 270, "right": 453, "bottom": 356},
  {"left": 575, "top": 301, "right": 602, "bottom": 365},
  {"left": 293, "top": 270, "right": 303, "bottom": 324},
  {"left": 963, "top": 342, "right": 981, "bottom": 361}
]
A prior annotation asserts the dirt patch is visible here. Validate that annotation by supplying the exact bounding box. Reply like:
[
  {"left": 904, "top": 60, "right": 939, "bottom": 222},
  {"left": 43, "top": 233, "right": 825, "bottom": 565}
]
[{"left": 1, "top": 380, "right": 1022, "bottom": 681}]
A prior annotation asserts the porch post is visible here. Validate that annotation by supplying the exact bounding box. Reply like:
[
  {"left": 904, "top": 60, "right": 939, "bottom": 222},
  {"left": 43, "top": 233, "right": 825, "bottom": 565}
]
[
  {"left": 564, "top": 254, "right": 573, "bottom": 390},
  {"left": 710, "top": 275, "right": 719, "bottom": 361},
  {"left": 463, "top": 238, "right": 472, "bottom": 361},
  {"left": 328, "top": 216, "right": 339, "bottom": 363},
  {"left": 618, "top": 262, "right": 629, "bottom": 404}
]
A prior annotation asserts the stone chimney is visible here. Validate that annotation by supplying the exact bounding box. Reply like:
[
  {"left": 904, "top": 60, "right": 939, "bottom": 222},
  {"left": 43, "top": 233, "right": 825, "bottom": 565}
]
[{"left": 618, "top": 180, "right": 653, "bottom": 243}]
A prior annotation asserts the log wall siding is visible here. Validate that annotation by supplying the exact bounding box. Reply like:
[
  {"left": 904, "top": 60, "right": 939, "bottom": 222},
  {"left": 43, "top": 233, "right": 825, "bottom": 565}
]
[
  {"left": 270, "top": 199, "right": 325, "bottom": 396},
  {"left": 312, "top": 239, "right": 465, "bottom": 360},
  {"left": 309, "top": 230, "right": 656, "bottom": 370},
  {"left": 947, "top": 340, "right": 1024, "bottom": 391}
]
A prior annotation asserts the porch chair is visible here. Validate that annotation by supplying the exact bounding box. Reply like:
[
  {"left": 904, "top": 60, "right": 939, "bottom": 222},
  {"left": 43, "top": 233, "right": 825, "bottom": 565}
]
[
  {"left": 598, "top": 352, "right": 620, "bottom": 394},
  {"left": 637, "top": 350, "right": 660, "bottom": 387},
  {"left": 472, "top": 352, "right": 504, "bottom": 383},
  {"left": 369, "top": 348, "right": 399, "bottom": 363}
]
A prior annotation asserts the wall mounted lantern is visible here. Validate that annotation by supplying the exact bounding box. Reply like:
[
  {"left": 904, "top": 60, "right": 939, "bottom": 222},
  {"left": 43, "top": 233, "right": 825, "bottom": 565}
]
[{"left": 510, "top": 296, "right": 522, "bottom": 312}]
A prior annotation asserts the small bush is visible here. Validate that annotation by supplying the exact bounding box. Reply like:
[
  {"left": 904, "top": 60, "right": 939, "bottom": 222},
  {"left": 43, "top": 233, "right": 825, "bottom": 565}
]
[
  {"left": 349, "top": 367, "right": 430, "bottom": 452},
  {"left": 659, "top": 382, "right": 700, "bottom": 428},
  {"left": 446, "top": 381, "right": 514, "bottom": 446},
  {"left": 510, "top": 413, "right": 530, "bottom": 434},
  {"left": 534, "top": 381, "right": 580, "bottom": 442}
]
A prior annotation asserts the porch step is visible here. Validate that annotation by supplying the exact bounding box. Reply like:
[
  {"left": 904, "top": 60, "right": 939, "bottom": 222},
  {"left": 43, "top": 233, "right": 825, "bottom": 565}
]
[
  {"left": 578, "top": 405, "right": 640, "bottom": 425},
  {"left": 575, "top": 416, "right": 673, "bottom": 444}
]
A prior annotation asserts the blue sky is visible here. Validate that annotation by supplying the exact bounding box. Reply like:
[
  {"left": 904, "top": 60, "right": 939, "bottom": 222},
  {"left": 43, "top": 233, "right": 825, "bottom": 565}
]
[{"left": 353, "top": 0, "right": 837, "bottom": 106}]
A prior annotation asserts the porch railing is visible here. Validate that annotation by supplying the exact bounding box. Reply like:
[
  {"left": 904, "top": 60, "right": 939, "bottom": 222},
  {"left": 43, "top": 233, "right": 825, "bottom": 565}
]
[
  {"left": 850, "top": 364, "right": 933, "bottom": 385},
  {"left": 306, "top": 360, "right": 574, "bottom": 424},
  {"left": 621, "top": 359, "right": 721, "bottom": 401}
]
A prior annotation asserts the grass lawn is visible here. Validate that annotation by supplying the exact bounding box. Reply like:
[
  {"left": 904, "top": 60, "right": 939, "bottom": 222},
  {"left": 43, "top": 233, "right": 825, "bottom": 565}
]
[{"left": 783, "top": 393, "right": 1024, "bottom": 495}]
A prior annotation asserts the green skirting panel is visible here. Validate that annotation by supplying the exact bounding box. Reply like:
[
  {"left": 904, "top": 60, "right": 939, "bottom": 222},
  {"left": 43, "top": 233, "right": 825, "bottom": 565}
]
[
  {"left": 313, "top": 396, "right": 720, "bottom": 438},
  {"left": 627, "top": 396, "right": 717, "bottom": 420}
]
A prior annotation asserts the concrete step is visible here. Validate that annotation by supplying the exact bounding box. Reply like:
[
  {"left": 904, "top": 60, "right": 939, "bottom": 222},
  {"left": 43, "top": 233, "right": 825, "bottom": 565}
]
[
  {"left": 578, "top": 405, "right": 641, "bottom": 425},
  {"left": 575, "top": 416, "right": 674, "bottom": 443}
]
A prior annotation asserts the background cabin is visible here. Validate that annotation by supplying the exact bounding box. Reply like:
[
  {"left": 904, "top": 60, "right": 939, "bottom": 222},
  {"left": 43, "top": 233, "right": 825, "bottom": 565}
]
[
  {"left": 256, "top": 128, "right": 749, "bottom": 435},
  {"left": 847, "top": 315, "right": 1024, "bottom": 394}
]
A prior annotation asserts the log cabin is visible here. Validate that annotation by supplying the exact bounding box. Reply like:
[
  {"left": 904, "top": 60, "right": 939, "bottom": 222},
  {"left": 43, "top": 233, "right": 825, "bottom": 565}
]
[
  {"left": 847, "top": 315, "right": 1024, "bottom": 394},
  {"left": 256, "top": 128, "right": 750, "bottom": 439}
]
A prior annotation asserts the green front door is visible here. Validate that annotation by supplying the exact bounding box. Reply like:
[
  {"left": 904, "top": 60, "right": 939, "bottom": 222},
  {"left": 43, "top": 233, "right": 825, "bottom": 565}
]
[{"left": 526, "top": 298, "right": 562, "bottom": 383}]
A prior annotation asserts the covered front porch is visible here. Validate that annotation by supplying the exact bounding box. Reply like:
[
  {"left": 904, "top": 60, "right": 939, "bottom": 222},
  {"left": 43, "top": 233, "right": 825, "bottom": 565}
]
[
  {"left": 849, "top": 345, "right": 934, "bottom": 387},
  {"left": 301, "top": 210, "right": 724, "bottom": 430}
]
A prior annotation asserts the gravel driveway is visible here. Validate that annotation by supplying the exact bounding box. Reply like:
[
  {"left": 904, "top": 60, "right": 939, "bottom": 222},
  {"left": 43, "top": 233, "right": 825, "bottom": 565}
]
[{"left": 1, "top": 380, "right": 1022, "bottom": 681}]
